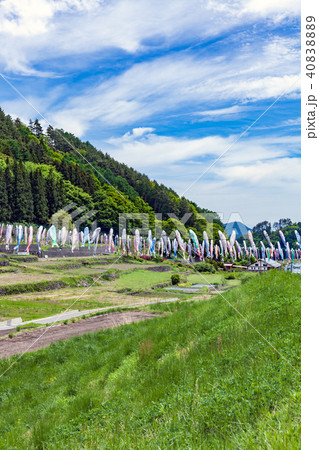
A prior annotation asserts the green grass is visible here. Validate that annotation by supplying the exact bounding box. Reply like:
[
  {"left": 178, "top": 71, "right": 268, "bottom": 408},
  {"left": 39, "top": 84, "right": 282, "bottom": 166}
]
[
  {"left": 112, "top": 269, "right": 173, "bottom": 290},
  {"left": 185, "top": 271, "right": 256, "bottom": 287},
  {"left": 0, "top": 275, "right": 97, "bottom": 296},
  {"left": 0, "top": 299, "right": 66, "bottom": 321},
  {"left": 0, "top": 270, "right": 300, "bottom": 448},
  {"left": 0, "top": 266, "right": 185, "bottom": 321},
  {"left": 186, "top": 273, "right": 225, "bottom": 285}
]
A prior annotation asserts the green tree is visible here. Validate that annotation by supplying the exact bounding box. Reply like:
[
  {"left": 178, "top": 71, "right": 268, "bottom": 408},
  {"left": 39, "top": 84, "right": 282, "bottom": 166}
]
[
  {"left": 0, "top": 169, "right": 9, "bottom": 222},
  {"left": 32, "top": 119, "right": 43, "bottom": 138},
  {"left": 4, "top": 161, "right": 13, "bottom": 220},
  {"left": 12, "top": 161, "right": 33, "bottom": 222},
  {"left": 31, "top": 169, "right": 49, "bottom": 224},
  {"left": 253, "top": 221, "right": 271, "bottom": 234},
  {"left": 45, "top": 169, "right": 60, "bottom": 218},
  {"left": 23, "top": 166, "right": 34, "bottom": 223}
]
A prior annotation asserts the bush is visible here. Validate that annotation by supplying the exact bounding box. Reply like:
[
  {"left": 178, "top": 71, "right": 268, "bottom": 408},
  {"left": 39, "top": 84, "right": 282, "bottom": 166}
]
[
  {"left": 171, "top": 273, "right": 181, "bottom": 285},
  {"left": 134, "top": 256, "right": 145, "bottom": 262},
  {"left": 119, "top": 256, "right": 144, "bottom": 264},
  {"left": 193, "top": 262, "right": 216, "bottom": 273},
  {"left": 238, "top": 259, "right": 250, "bottom": 266},
  {"left": 224, "top": 273, "right": 236, "bottom": 280},
  {"left": 101, "top": 270, "right": 120, "bottom": 281}
]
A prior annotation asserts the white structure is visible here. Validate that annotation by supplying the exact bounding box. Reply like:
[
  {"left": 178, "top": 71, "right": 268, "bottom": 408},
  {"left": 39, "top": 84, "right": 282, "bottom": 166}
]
[{"left": 248, "top": 259, "right": 281, "bottom": 272}]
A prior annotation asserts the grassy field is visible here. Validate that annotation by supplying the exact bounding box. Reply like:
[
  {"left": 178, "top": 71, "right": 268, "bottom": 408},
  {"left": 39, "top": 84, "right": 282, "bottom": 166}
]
[
  {"left": 0, "top": 255, "right": 249, "bottom": 322},
  {"left": 0, "top": 258, "right": 176, "bottom": 321},
  {"left": 0, "top": 270, "right": 300, "bottom": 448}
]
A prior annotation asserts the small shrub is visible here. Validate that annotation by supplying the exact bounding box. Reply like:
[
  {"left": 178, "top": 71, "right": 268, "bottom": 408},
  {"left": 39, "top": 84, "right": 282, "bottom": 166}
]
[
  {"left": 193, "top": 262, "right": 216, "bottom": 273},
  {"left": 171, "top": 273, "right": 181, "bottom": 285},
  {"left": 153, "top": 255, "right": 163, "bottom": 263},
  {"left": 8, "top": 333, "right": 13, "bottom": 339},
  {"left": 205, "top": 258, "right": 220, "bottom": 270},
  {"left": 238, "top": 259, "right": 250, "bottom": 266},
  {"left": 101, "top": 270, "right": 120, "bottom": 281},
  {"left": 224, "top": 273, "right": 236, "bottom": 280}
]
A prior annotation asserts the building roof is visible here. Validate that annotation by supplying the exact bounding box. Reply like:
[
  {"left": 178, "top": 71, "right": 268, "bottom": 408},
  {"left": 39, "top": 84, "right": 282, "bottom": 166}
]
[
  {"left": 264, "top": 259, "right": 281, "bottom": 268},
  {"left": 223, "top": 263, "right": 248, "bottom": 270},
  {"left": 249, "top": 259, "right": 281, "bottom": 268}
]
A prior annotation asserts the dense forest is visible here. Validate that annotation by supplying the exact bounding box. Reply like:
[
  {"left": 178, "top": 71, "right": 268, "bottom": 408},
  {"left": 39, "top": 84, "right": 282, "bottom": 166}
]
[
  {"left": 0, "top": 108, "right": 224, "bottom": 239},
  {"left": 250, "top": 219, "right": 301, "bottom": 248}
]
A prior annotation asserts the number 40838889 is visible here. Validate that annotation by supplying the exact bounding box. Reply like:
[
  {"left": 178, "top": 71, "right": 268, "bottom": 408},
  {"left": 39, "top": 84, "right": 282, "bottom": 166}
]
[{"left": 306, "top": 16, "right": 316, "bottom": 79}]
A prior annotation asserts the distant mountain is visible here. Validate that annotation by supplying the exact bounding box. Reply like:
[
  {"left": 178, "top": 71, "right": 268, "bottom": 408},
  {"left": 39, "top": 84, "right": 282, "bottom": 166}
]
[{"left": 224, "top": 221, "right": 251, "bottom": 239}]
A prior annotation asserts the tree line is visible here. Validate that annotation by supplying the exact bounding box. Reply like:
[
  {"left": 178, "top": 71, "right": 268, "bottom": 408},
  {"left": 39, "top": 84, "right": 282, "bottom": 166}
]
[
  {"left": 0, "top": 108, "right": 224, "bottom": 236},
  {"left": 252, "top": 219, "right": 301, "bottom": 247},
  {"left": 0, "top": 159, "right": 65, "bottom": 224}
]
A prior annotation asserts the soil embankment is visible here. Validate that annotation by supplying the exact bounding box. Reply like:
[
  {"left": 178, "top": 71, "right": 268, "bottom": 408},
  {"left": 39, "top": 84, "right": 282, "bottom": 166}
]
[{"left": 0, "top": 311, "right": 160, "bottom": 358}]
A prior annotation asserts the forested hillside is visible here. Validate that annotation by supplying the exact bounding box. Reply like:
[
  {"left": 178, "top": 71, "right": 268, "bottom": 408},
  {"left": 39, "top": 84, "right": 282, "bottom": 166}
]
[
  {"left": 250, "top": 219, "right": 301, "bottom": 248},
  {"left": 0, "top": 108, "right": 223, "bottom": 238}
]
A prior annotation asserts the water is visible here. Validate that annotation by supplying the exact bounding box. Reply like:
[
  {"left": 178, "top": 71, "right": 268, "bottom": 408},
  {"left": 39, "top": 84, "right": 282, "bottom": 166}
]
[
  {"left": 164, "top": 287, "right": 201, "bottom": 292},
  {"left": 164, "top": 283, "right": 218, "bottom": 293}
]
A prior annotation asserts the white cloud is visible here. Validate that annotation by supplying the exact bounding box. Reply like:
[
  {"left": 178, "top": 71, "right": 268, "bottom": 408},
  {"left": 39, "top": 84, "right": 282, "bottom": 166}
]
[
  {"left": 221, "top": 75, "right": 300, "bottom": 101},
  {"left": 45, "top": 34, "right": 300, "bottom": 135},
  {"left": 0, "top": 0, "right": 300, "bottom": 225},
  {"left": 123, "top": 127, "right": 155, "bottom": 139},
  {"left": 189, "top": 173, "right": 300, "bottom": 225},
  {"left": 242, "top": 0, "right": 300, "bottom": 18},
  {"left": 0, "top": 84, "right": 66, "bottom": 129},
  {"left": 103, "top": 129, "right": 300, "bottom": 224},
  {"left": 0, "top": 0, "right": 102, "bottom": 73},
  {"left": 105, "top": 126, "right": 156, "bottom": 144},
  {"left": 194, "top": 105, "right": 256, "bottom": 121},
  {"left": 195, "top": 106, "right": 250, "bottom": 117},
  {"left": 0, "top": 0, "right": 300, "bottom": 75},
  {"left": 105, "top": 129, "right": 299, "bottom": 170},
  {"left": 220, "top": 158, "right": 300, "bottom": 185},
  {"left": 282, "top": 118, "right": 301, "bottom": 127},
  {"left": 0, "top": 0, "right": 101, "bottom": 36}
]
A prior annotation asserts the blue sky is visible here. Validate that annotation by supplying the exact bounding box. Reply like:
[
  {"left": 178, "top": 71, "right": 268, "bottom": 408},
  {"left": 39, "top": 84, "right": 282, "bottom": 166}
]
[{"left": 0, "top": 0, "right": 300, "bottom": 226}]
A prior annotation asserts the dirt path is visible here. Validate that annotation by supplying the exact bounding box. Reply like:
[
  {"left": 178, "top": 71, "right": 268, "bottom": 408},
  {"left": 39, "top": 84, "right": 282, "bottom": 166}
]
[{"left": 0, "top": 311, "right": 160, "bottom": 358}]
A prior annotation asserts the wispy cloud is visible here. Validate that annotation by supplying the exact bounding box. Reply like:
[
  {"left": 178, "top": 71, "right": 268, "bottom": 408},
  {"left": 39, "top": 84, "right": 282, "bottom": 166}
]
[
  {"left": 196, "top": 106, "right": 250, "bottom": 117},
  {"left": 0, "top": 0, "right": 300, "bottom": 75},
  {"left": 194, "top": 105, "right": 254, "bottom": 121},
  {"left": 0, "top": 0, "right": 300, "bottom": 224},
  {"left": 46, "top": 35, "right": 300, "bottom": 136},
  {"left": 104, "top": 128, "right": 300, "bottom": 223},
  {"left": 105, "top": 129, "right": 299, "bottom": 170}
]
